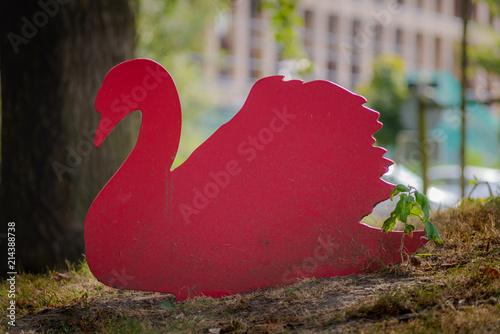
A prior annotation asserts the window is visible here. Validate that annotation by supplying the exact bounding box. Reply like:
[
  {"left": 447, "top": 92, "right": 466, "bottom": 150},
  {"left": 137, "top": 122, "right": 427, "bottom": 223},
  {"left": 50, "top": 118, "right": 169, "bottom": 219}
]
[
  {"left": 304, "top": 10, "right": 314, "bottom": 31},
  {"left": 455, "top": 0, "right": 475, "bottom": 20},
  {"left": 217, "top": 11, "right": 234, "bottom": 79},
  {"left": 416, "top": 33, "right": 424, "bottom": 66},
  {"left": 250, "top": 0, "right": 260, "bottom": 18},
  {"left": 303, "top": 9, "right": 314, "bottom": 58},
  {"left": 434, "top": 37, "right": 442, "bottom": 69},
  {"left": 350, "top": 19, "right": 362, "bottom": 88},
  {"left": 395, "top": 28, "right": 404, "bottom": 55},
  {"left": 327, "top": 15, "right": 338, "bottom": 82},
  {"left": 328, "top": 15, "right": 338, "bottom": 50},
  {"left": 350, "top": 19, "right": 363, "bottom": 56},
  {"left": 436, "top": 0, "right": 443, "bottom": 13},
  {"left": 351, "top": 19, "right": 361, "bottom": 43},
  {"left": 327, "top": 60, "right": 337, "bottom": 82},
  {"left": 454, "top": 0, "right": 463, "bottom": 18},
  {"left": 328, "top": 15, "right": 338, "bottom": 35},
  {"left": 249, "top": 0, "right": 263, "bottom": 79},
  {"left": 351, "top": 64, "right": 361, "bottom": 88},
  {"left": 471, "top": 2, "right": 477, "bottom": 21}
]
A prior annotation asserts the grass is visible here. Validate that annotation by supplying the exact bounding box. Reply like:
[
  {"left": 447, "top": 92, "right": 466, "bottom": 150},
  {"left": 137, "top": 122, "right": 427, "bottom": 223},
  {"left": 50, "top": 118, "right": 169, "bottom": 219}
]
[{"left": 2, "top": 197, "right": 500, "bottom": 333}]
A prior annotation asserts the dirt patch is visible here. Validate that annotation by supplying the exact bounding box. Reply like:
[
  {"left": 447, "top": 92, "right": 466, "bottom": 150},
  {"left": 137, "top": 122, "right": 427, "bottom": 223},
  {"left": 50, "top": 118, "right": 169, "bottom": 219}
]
[{"left": 10, "top": 270, "right": 434, "bottom": 333}]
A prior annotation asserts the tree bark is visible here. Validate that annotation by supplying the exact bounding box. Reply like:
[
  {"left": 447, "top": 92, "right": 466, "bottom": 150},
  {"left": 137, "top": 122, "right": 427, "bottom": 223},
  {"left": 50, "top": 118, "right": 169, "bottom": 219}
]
[{"left": 0, "top": 0, "right": 138, "bottom": 274}]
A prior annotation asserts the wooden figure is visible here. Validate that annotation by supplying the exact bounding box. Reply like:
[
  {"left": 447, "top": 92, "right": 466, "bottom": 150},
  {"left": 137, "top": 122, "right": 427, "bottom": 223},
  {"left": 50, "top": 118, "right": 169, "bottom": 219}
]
[{"left": 85, "top": 59, "right": 427, "bottom": 301}]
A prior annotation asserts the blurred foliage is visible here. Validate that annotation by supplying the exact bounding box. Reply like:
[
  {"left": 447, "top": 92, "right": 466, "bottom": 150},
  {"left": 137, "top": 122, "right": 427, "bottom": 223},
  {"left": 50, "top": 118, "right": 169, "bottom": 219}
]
[
  {"left": 469, "top": 0, "right": 500, "bottom": 76},
  {"left": 476, "top": 0, "right": 500, "bottom": 17},
  {"left": 470, "top": 42, "right": 500, "bottom": 76},
  {"left": 138, "top": 0, "right": 229, "bottom": 55},
  {"left": 261, "top": 0, "right": 309, "bottom": 65},
  {"left": 469, "top": 28, "right": 500, "bottom": 77},
  {"left": 357, "top": 55, "right": 409, "bottom": 148},
  {"left": 137, "top": 0, "right": 229, "bottom": 167}
]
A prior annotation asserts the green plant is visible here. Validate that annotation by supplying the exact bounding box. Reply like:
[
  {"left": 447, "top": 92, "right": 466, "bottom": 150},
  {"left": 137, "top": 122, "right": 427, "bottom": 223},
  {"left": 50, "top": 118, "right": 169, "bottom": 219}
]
[
  {"left": 382, "top": 184, "right": 443, "bottom": 253},
  {"left": 468, "top": 176, "right": 497, "bottom": 198}
]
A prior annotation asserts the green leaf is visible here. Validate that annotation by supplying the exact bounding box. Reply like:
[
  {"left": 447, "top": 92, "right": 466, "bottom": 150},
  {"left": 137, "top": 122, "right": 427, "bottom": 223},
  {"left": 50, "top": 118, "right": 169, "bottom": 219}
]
[
  {"left": 404, "top": 196, "right": 415, "bottom": 204},
  {"left": 424, "top": 221, "right": 443, "bottom": 245},
  {"left": 415, "top": 191, "right": 430, "bottom": 220},
  {"left": 409, "top": 204, "right": 423, "bottom": 217},
  {"left": 390, "top": 189, "right": 400, "bottom": 201},
  {"left": 394, "top": 194, "right": 410, "bottom": 223},
  {"left": 414, "top": 190, "right": 425, "bottom": 206},
  {"left": 382, "top": 216, "right": 396, "bottom": 233},
  {"left": 404, "top": 224, "right": 415, "bottom": 236},
  {"left": 390, "top": 184, "right": 410, "bottom": 201},
  {"left": 159, "top": 300, "right": 176, "bottom": 310},
  {"left": 397, "top": 184, "right": 410, "bottom": 192}
]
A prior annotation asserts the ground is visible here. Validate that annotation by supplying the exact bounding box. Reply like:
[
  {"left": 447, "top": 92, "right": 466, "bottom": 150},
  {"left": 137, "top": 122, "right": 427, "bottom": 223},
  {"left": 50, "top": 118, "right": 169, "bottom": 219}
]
[{"left": 2, "top": 197, "right": 500, "bottom": 333}]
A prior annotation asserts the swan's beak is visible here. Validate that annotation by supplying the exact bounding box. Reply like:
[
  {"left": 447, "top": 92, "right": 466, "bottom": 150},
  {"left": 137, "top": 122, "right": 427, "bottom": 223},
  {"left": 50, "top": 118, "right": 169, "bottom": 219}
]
[{"left": 95, "top": 115, "right": 120, "bottom": 148}]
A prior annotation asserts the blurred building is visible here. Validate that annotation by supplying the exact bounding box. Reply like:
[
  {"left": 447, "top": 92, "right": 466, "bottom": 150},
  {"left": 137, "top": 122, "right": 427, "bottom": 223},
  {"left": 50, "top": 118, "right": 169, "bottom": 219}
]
[{"left": 202, "top": 0, "right": 500, "bottom": 111}]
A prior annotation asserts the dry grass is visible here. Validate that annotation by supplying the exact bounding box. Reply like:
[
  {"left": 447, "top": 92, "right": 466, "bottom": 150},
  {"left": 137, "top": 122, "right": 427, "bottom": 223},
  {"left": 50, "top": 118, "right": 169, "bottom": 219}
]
[{"left": 2, "top": 197, "right": 500, "bottom": 333}]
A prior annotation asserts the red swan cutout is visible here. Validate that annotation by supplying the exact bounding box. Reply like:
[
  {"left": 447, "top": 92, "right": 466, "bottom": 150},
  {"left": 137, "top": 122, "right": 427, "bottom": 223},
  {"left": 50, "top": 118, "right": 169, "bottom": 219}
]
[{"left": 85, "top": 59, "right": 427, "bottom": 301}]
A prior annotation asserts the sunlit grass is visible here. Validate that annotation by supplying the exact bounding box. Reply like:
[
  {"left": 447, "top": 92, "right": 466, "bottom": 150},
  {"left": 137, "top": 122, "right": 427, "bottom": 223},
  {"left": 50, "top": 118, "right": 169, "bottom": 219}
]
[{"left": 2, "top": 196, "right": 500, "bottom": 333}]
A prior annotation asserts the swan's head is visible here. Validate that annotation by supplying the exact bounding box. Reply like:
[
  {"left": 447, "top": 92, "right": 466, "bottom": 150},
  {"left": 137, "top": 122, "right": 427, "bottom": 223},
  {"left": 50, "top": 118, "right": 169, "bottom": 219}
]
[{"left": 94, "top": 59, "right": 173, "bottom": 147}]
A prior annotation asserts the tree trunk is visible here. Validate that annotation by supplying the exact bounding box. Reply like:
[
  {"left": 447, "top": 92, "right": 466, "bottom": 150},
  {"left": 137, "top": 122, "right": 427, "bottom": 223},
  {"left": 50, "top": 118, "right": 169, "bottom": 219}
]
[{"left": 0, "top": 0, "right": 139, "bottom": 274}]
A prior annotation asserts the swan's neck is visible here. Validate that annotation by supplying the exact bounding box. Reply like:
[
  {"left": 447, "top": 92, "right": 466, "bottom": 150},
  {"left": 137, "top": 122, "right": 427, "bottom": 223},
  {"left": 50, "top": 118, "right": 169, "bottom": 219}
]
[{"left": 129, "top": 86, "right": 182, "bottom": 172}]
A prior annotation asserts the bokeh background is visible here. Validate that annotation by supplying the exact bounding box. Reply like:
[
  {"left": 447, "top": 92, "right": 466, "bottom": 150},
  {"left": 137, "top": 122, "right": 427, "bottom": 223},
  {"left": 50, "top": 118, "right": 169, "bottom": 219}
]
[{"left": 1, "top": 0, "right": 499, "bottom": 274}]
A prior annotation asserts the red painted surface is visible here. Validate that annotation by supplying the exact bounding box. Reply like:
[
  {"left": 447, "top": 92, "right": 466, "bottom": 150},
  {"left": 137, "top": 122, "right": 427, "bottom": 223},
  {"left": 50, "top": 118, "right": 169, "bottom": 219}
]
[{"left": 85, "top": 59, "right": 427, "bottom": 301}]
